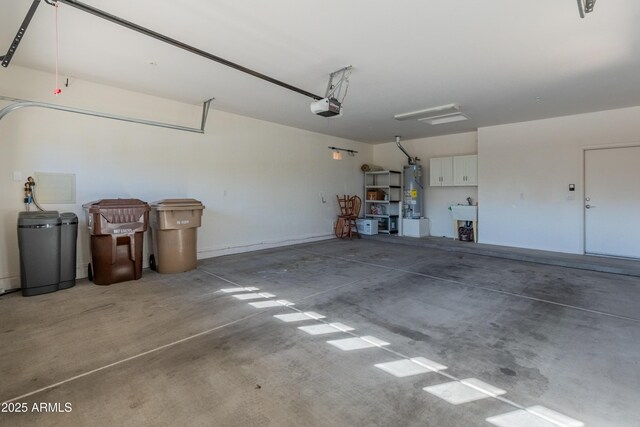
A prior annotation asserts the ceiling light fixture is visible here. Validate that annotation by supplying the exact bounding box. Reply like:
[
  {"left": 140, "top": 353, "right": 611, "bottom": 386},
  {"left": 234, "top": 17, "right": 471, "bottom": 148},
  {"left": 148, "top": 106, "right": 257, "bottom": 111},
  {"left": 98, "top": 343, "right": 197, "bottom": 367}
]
[
  {"left": 577, "top": 0, "right": 596, "bottom": 18},
  {"left": 328, "top": 146, "right": 357, "bottom": 160},
  {"left": 419, "top": 114, "right": 468, "bottom": 125},
  {"left": 395, "top": 103, "right": 468, "bottom": 125},
  {"left": 394, "top": 103, "right": 461, "bottom": 121}
]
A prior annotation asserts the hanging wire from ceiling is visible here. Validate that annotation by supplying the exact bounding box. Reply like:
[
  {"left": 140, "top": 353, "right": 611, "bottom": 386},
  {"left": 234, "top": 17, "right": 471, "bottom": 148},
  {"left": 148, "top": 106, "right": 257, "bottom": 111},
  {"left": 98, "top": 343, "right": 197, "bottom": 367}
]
[
  {"left": 46, "top": 0, "right": 324, "bottom": 101},
  {"left": 53, "top": 0, "right": 62, "bottom": 94}
]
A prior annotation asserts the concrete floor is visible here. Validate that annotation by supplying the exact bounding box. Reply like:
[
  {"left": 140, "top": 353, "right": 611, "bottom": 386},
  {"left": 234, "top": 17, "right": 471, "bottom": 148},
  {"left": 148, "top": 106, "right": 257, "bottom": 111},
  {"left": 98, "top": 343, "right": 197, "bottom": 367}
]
[
  {"left": 372, "top": 235, "right": 640, "bottom": 277},
  {"left": 1, "top": 239, "right": 639, "bottom": 426}
]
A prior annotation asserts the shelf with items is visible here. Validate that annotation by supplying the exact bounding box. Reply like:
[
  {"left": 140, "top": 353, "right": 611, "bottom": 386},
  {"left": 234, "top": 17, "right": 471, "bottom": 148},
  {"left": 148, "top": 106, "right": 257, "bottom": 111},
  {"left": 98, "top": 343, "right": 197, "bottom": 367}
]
[{"left": 364, "top": 170, "right": 402, "bottom": 234}]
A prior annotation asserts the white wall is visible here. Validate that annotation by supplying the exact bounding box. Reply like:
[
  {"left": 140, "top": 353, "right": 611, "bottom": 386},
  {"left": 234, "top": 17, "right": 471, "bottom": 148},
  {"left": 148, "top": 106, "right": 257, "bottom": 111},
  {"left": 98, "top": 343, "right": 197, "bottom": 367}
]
[
  {"left": 478, "top": 106, "right": 640, "bottom": 253},
  {"left": 0, "top": 66, "right": 371, "bottom": 292},
  {"left": 372, "top": 133, "right": 478, "bottom": 238}
]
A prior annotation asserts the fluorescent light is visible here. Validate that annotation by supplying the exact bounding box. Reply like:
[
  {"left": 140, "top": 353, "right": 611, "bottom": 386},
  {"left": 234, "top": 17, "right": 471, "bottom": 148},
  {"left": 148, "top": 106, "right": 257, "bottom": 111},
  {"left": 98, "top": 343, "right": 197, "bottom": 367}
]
[
  {"left": 420, "top": 113, "right": 468, "bottom": 125},
  {"left": 394, "top": 103, "right": 460, "bottom": 121}
]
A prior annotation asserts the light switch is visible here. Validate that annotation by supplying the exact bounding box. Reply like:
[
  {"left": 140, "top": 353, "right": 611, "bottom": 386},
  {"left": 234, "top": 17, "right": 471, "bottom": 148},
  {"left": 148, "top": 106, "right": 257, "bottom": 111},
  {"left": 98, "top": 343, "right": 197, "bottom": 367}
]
[{"left": 12, "top": 171, "right": 22, "bottom": 181}]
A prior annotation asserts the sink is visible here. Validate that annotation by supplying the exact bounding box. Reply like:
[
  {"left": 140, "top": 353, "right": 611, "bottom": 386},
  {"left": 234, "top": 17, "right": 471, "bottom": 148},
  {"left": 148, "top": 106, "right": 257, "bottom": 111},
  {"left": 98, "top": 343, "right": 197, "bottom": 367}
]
[{"left": 451, "top": 205, "right": 477, "bottom": 221}]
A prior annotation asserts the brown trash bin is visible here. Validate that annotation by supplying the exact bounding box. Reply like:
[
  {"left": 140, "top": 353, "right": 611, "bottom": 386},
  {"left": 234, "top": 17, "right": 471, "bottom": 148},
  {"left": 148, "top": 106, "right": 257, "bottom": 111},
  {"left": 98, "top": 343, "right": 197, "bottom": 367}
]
[
  {"left": 83, "top": 199, "right": 150, "bottom": 285},
  {"left": 149, "top": 199, "right": 205, "bottom": 274}
]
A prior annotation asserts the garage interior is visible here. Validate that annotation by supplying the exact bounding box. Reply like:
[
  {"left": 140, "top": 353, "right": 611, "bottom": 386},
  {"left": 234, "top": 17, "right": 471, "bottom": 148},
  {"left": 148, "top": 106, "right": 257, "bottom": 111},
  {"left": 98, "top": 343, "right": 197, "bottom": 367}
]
[{"left": 1, "top": 1, "right": 639, "bottom": 426}]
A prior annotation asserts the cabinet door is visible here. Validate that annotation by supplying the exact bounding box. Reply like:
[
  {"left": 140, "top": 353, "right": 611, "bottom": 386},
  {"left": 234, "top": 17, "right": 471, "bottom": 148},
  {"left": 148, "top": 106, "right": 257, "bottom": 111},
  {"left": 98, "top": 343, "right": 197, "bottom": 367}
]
[
  {"left": 430, "top": 158, "right": 442, "bottom": 186},
  {"left": 430, "top": 157, "right": 454, "bottom": 186},
  {"left": 440, "top": 157, "right": 454, "bottom": 186},
  {"left": 453, "top": 156, "right": 466, "bottom": 185},
  {"left": 453, "top": 155, "right": 478, "bottom": 186},
  {"left": 465, "top": 155, "right": 478, "bottom": 185}
]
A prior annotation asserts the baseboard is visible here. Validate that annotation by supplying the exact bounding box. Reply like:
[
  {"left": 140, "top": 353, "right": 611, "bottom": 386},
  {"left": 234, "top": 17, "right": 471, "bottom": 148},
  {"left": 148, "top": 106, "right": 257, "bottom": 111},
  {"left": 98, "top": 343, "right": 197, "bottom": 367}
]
[
  {"left": 197, "top": 233, "right": 334, "bottom": 259},
  {"left": 0, "top": 275, "right": 20, "bottom": 294}
]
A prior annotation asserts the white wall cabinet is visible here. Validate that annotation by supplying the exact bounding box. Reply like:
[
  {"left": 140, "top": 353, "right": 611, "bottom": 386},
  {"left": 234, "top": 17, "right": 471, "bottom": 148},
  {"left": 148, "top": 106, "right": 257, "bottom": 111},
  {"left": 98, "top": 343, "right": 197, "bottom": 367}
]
[
  {"left": 453, "top": 155, "right": 478, "bottom": 186},
  {"left": 429, "top": 157, "right": 453, "bottom": 186},
  {"left": 431, "top": 154, "right": 477, "bottom": 187}
]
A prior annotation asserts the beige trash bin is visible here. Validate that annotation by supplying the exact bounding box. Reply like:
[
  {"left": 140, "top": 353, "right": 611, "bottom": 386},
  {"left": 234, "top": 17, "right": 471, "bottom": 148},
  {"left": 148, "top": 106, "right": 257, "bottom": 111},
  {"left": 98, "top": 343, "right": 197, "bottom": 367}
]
[{"left": 149, "top": 199, "right": 205, "bottom": 274}]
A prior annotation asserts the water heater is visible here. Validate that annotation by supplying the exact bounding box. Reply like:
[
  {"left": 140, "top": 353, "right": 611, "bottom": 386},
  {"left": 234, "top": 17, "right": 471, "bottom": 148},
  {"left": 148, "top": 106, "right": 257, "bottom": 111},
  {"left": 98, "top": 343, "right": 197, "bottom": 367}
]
[
  {"left": 395, "top": 136, "right": 424, "bottom": 219},
  {"left": 403, "top": 164, "right": 423, "bottom": 218}
]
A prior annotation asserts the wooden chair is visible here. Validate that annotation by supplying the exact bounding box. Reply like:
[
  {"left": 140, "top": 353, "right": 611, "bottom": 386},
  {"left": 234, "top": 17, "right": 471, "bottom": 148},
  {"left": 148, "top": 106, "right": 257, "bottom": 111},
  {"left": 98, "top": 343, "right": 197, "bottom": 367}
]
[
  {"left": 335, "top": 195, "right": 349, "bottom": 238},
  {"left": 335, "top": 195, "right": 361, "bottom": 239},
  {"left": 346, "top": 195, "right": 361, "bottom": 238}
]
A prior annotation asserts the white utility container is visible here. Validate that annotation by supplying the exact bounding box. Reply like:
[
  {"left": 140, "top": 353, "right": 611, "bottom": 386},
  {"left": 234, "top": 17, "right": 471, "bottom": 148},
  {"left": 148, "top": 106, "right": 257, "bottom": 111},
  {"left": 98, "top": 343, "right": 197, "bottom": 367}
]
[
  {"left": 402, "top": 218, "right": 429, "bottom": 237},
  {"left": 356, "top": 219, "right": 378, "bottom": 235}
]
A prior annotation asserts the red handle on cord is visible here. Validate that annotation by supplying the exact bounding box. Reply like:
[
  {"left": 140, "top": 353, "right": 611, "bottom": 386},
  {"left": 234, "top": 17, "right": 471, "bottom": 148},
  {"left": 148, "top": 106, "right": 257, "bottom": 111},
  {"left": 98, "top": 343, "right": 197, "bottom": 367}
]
[{"left": 54, "top": 2, "right": 62, "bottom": 95}]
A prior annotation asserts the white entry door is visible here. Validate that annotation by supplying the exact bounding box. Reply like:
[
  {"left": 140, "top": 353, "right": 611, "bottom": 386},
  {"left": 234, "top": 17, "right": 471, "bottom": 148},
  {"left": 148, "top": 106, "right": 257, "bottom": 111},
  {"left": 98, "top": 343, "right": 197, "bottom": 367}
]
[{"left": 584, "top": 146, "right": 640, "bottom": 258}]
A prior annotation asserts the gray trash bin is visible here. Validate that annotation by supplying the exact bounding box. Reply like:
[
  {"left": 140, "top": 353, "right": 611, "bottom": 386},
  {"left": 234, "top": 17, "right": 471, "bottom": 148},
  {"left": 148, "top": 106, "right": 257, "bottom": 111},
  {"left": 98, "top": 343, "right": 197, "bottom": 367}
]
[
  {"left": 59, "top": 212, "right": 78, "bottom": 289},
  {"left": 17, "top": 211, "right": 61, "bottom": 296}
]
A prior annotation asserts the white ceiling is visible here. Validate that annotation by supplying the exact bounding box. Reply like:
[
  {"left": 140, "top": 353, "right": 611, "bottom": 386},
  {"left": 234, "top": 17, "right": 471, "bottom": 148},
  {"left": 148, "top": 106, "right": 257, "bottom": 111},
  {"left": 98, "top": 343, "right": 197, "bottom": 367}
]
[{"left": 2, "top": 0, "right": 640, "bottom": 143}]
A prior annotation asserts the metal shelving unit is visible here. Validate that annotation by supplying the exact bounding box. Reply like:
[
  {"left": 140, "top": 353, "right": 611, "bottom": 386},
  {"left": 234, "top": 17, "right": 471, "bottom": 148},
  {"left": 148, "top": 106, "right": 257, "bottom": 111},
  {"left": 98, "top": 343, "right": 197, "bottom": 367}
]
[{"left": 364, "top": 170, "right": 401, "bottom": 234}]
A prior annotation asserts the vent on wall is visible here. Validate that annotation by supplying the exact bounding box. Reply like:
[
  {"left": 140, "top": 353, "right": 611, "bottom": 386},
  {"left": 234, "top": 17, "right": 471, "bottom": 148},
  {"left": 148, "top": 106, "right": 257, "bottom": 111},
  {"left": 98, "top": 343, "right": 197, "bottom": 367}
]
[{"left": 394, "top": 103, "right": 468, "bottom": 125}]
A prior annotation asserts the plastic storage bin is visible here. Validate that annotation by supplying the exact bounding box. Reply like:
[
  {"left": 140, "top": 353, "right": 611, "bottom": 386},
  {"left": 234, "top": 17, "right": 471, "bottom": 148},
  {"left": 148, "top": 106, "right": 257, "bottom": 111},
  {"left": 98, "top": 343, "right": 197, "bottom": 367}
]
[
  {"left": 149, "top": 199, "right": 205, "bottom": 274},
  {"left": 83, "top": 199, "right": 149, "bottom": 285},
  {"left": 356, "top": 219, "right": 378, "bottom": 235},
  {"left": 17, "top": 211, "right": 61, "bottom": 296}
]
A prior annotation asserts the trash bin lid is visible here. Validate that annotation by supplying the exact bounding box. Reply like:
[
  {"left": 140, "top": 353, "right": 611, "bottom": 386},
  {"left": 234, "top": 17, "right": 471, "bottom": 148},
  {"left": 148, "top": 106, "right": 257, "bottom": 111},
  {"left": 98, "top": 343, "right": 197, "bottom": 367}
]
[
  {"left": 18, "top": 211, "right": 61, "bottom": 227},
  {"left": 60, "top": 212, "right": 78, "bottom": 225},
  {"left": 83, "top": 199, "right": 150, "bottom": 213},
  {"left": 150, "top": 198, "right": 205, "bottom": 211},
  {"left": 82, "top": 199, "right": 149, "bottom": 229}
]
